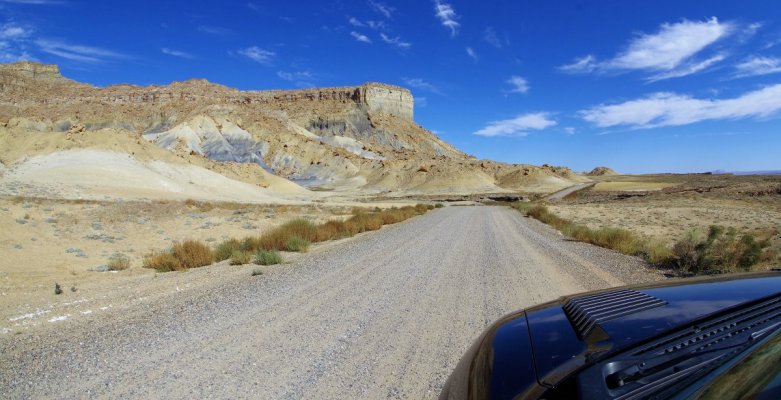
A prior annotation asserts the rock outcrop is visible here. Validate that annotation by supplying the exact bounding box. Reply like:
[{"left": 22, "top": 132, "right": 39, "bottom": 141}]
[{"left": 0, "top": 62, "right": 587, "bottom": 195}]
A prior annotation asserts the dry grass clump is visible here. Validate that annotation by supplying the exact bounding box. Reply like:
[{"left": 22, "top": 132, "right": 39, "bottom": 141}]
[
  {"left": 107, "top": 252, "right": 130, "bottom": 271},
  {"left": 215, "top": 204, "right": 433, "bottom": 256},
  {"left": 143, "top": 239, "right": 214, "bottom": 272},
  {"left": 512, "top": 201, "right": 774, "bottom": 275}
]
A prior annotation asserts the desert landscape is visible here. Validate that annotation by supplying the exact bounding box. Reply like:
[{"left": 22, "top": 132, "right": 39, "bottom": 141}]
[{"left": 0, "top": 60, "right": 778, "bottom": 397}]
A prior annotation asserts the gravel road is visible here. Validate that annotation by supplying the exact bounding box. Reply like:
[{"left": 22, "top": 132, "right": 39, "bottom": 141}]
[
  {"left": 545, "top": 182, "right": 596, "bottom": 201},
  {"left": 0, "top": 206, "right": 660, "bottom": 399}
]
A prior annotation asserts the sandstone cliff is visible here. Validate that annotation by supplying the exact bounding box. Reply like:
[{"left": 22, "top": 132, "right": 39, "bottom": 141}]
[{"left": 0, "top": 62, "right": 585, "bottom": 196}]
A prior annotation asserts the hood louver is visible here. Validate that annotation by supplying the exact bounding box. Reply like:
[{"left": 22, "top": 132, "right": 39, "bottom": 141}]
[{"left": 563, "top": 289, "right": 667, "bottom": 338}]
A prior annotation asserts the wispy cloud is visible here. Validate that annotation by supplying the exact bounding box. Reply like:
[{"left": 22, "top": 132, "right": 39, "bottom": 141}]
[
  {"left": 348, "top": 17, "right": 365, "bottom": 27},
  {"left": 35, "top": 38, "right": 127, "bottom": 63},
  {"left": 161, "top": 48, "right": 193, "bottom": 59},
  {"left": 646, "top": 53, "right": 727, "bottom": 82},
  {"left": 474, "top": 112, "right": 557, "bottom": 137},
  {"left": 465, "top": 47, "right": 478, "bottom": 62},
  {"left": 368, "top": 0, "right": 393, "bottom": 19},
  {"left": 0, "top": 0, "right": 65, "bottom": 4},
  {"left": 237, "top": 46, "right": 275, "bottom": 65},
  {"left": 277, "top": 70, "right": 314, "bottom": 87},
  {"left": 402, "top": 77, "right": 442, "bottom": 95},
  {"left": 0, "top": 23, "right": 32, "bottom": 39},
  {"left": 580, "top": 84, "right": 781, "bottom": 129},
  {"left": 380, "top": 33, "right": 410, "bottom": 49},
  {"left": 197, "top": 25, "right": 231, "bottom": 36},
  {"left": 433, "top": 0, "right": 459, "bottom": 37},
  {"left": 734, "top": 55, "right": 781, "bottom": 78},
  {"left": 348, "top": 17, "right": 387, "bottom": 31},
  {"left": 415, "top": 96, "right": 427, "bottom": 107},
  {"left": 504, "top": 76, "right": 529, "bottom": 94},
  {"left": 563, "top": 127, "right": 576, "bottom": 135},
  {"left": 559, "top": 17, "right": 734, "bottom": 81},
  {"left": 483, "top": 27, "right": 502, "bottom": 48},
  {"left": 350, "top": 31, "right": 372, "bottom": 44}
]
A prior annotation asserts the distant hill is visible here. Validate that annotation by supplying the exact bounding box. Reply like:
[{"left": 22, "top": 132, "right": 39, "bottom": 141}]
[
  {"left": 586, "top": 166, "right": 617, "bottom": 176},
  {"left": 731, "top": 170, "right": 781, "bottom": 176}
]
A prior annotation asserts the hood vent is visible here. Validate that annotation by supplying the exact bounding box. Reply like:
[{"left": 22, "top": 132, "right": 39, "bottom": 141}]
[{"left": 563, "top": 289, "right": 667, "bottom": 338}]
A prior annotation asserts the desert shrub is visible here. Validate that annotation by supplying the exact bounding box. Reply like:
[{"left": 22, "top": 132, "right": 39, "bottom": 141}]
[
  {"left": 251, "top": 268, "right": 264, "bottom": 276},
  {"left": 285, "top": 236, "right": 310, "bottom": 252},
  {"left": 254, "top": 250, "right": 283, "bottom": 265},
  {"left": 315, "top": 220, "right": 349, "bottom": 241},
  {"left": 214, "top": 238, "right": 242, "bottom": 261},
  {"left": 54, "top": 283, "right": 62, "bottom": 295},
  {"left": 434, "top": 203, "right": 444, "bottom": 208},
  {"left": 641, "top": 240, "right": 674, "bottom": 266},
  {"left": 415, "top": 204, "right": 430, "bottom": 214},
  {"left": 107, "top": 252, "right": 130, "bottom": 271},
  {"left": 590, "top": 228, "right": 641, "bottom": 255},
  {"left": 171, "top": 240, "right": 214, "bottom": 269},
  {"left": 671, "top": 229, "right": 707, "bottom": 273},
  {"left": 143, "top": 251, "right": 183, "bottom": 272},
  {"left": 230, "top": 250, "right": 251, "bottom": 265}
]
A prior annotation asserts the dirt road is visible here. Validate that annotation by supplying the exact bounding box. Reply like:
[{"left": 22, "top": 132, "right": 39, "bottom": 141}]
[
  {"left": 545, "top": 182, "right": 596, "bottom": 201},
  {"left": 0, "top": 206, "right": 660, "bottom": 399}
]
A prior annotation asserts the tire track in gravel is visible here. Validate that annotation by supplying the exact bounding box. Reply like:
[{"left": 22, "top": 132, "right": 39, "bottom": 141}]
[{"left": 0, "top": 206, "right": 662, "bottom": 399}]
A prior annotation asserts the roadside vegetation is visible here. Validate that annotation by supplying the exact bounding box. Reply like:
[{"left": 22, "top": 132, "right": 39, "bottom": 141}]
[
  {"left": 144, "top": 204, "right": 434, "bottom": 272},
  {"left": 511, "top": 202, "right": 775, "bottom": 275}
]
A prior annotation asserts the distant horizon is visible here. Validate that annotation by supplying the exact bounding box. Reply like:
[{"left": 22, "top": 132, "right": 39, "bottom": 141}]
[{"left": 1, "top": 0, "right": 779, "bottom": 173}]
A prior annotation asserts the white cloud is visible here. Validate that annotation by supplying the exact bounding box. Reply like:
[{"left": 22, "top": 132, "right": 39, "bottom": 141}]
[
  {"left": 734, "top": 56, "right": 781, "bottom": 77},
  {"left": 348, "top": 17, "right": 365, "bottom": 27},
  {"left": 366, "top": 20, "right": 387, "bottom": 31},
  {"left": 465, "top": 47, "right": 478, "bottom": 62},
  {"left": 237, "top": 46, "right": 275, "bottom": 65},
  {"left": 0, "top": 0, "right": 64, "bottom": 4},
  {"left": 415, "top": 96, "right": 427, "bottom": 107},
  {"left": 558, "top": 55, "right": 598, "bottom": 74},
  {"left": 0, "top": 24, "right": 31, "bottom": 39},
  {"left": 474, "top": 112, "right": 557, "bottom": 137},
  {"left": 350, "top": 31, "right": 372, "bottom": 44},
  {"left": 483, "top": 27, "right": 502, "bottom": 48},
  {"left": 559, "top": 17, "right": 734, "bottom": 80},
  {"left": 161, "top": 48, "right": 193, "bottom": 59},
  {"left": 580, "top": 84, "right": 781, "bottom": 129},
  {"left": 277, "top": 70, "right": 313, "bottom": 81},
  {"left": 277, "top": 70, "right": 314, "bottom": 87},
  {"left": 380, "top": 33, "right": 410, "bottom": 49},
  {"left": 433, "top": 0, "right": 459, "bottom": 37},
  {"left": 197, "top": 25, "right": 231, "bottom": 35},
  {"left": 35, "top": 39, "right": 126, "bottom": 63},
  {"left": 368, "top": 1, "right": 394, "bottom": 19},
  {"left": 401, "top": 77, "right": 442, "bottom": 95},
  {"left": 646, "top": 53, "right": 726, "bottom": 82},
  {"left": 564, "top": 127, "right": 576, "bottom": 135},
  {"left": 504, "top": 76, "right": 529, "bottom": 94}
]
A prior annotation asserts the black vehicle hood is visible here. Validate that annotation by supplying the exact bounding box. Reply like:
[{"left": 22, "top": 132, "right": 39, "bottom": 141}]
[
  {"left": 527, "top": 273, "right": 781, "bottom": 387},
  {"left": 439, "top": 273, "right": 781, "bottom": 400}
]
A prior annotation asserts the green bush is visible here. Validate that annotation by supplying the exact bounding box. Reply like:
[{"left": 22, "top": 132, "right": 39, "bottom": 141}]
[
  {"left": 214, "top": 238, "right": 241, "bottom": 261},
  {"left": 285, "top": 236, "right": 310, "bottom": 252},
  {"left": 229, "top": 250, "right": 251, "bottom": 265},
  {"left": 254, "top": 250, "right": 283, "bottom": 265}
]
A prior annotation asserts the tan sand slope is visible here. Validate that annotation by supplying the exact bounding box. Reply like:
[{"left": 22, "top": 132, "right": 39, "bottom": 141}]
[{"left": 1, "top": 148, "right": 309, "bottom": 203}]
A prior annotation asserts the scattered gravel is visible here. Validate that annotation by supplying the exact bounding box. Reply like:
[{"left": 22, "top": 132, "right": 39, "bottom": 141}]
[{"left": 0, "top": 206, "right": 661, "bottom": 399}]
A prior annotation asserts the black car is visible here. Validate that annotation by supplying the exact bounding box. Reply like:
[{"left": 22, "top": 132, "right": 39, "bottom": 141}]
[{"left": 440, "top": 272, "right": 781, "bottom": 400}]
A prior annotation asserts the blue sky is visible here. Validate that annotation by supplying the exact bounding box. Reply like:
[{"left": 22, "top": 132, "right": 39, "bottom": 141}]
[{"left": 1, "top": 0, "right": 780, "bottom": 173}]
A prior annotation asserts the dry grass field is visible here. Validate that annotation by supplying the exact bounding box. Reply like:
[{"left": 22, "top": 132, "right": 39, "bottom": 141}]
[
  {"left": 0, "top": 198, "right": 359, "bottom": 331},
  {"left": 548, "top": 174, "right": 781, "bottom": 269}
]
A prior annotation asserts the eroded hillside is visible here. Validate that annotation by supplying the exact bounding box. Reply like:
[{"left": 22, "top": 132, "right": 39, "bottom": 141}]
[{"left": 0, "top": 61, "right": 586, "bottom": 199}]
